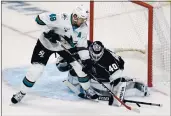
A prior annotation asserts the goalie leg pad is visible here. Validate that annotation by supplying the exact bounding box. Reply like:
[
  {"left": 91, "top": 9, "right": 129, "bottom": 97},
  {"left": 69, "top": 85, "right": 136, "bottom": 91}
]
[
  {"left": 125, "top": 81, "right": 150, "bottom": 97},
  {"left": 111, "top": 81, "right": 127, "bottom": 107},
  {"left": 134, "top": 82, "right": 150, "bottom": 96}
]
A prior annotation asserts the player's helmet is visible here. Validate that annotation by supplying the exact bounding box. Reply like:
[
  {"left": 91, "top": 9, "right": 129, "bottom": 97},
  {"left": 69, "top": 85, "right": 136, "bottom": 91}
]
[
  {"left": 72, "top": 5, "right": 89, "bottom": 23},
  {"left": 89, "top": 41, "right": 104, "bottom": 61}
]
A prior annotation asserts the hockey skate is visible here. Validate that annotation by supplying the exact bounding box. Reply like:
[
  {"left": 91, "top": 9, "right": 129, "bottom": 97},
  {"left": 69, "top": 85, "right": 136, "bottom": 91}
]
[
  {"left": 84, "top": 87, "right": 99, "bottom": 100},
  {"left": 11, "top": 91, "right": 26, "bottom": 104}
]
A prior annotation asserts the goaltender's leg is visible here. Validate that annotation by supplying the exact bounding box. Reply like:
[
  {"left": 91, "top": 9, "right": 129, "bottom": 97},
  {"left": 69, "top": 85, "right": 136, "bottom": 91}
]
[
  {"left": 67, "top": 68, "right": 99, "bottom": 99},
  {"left": 11, "top": 40, "right": 55, "bottom": 104},
  {"left": 57, "top": 53, "right": 99, "bottom": 100},
  {"left": 124, "top": 77, "right": 150, "bottom": 97},
  {"left": 110, "top": 77, "right": 150, "bottom": 106}
]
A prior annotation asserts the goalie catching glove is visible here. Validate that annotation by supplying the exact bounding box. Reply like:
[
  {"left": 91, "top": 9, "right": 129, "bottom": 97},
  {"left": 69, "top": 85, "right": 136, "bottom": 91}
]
[{"left": 82, "top": 59, "right": 93, "bottom": 74}]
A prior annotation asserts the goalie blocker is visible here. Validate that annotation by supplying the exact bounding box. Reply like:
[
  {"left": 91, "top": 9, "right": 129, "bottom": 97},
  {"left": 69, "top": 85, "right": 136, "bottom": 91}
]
[{"left": 57, "top": 41, "right": 150, "bottom": 106}]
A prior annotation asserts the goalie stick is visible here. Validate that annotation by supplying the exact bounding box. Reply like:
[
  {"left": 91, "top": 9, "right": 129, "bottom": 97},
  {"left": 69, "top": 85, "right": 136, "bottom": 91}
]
[
  {"left": 63, "top": 80, "right": 162, "bottom": 108},
  {"left": 124, "top": 99, "right": 162, "bottom": 107},
  {"left": 63, "top": 80, "right": 114, "bottom": 105},
  {"left": 59, "top": 42, "right": 140, "bottom": 113}
]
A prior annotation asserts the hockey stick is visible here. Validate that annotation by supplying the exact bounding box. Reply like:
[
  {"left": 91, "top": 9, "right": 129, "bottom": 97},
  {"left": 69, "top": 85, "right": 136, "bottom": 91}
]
[
  {"left": 64, "top": 79, "right": 162, "bottom": 108},
  {"left": 59, "top": 43, "right": 140, "bottom": 113},
  {"left": 124, "top": 99, "right": 162, "bottom": 107},
  {"left": 63, "top": 80, "right": 114, "bottom": 105}
]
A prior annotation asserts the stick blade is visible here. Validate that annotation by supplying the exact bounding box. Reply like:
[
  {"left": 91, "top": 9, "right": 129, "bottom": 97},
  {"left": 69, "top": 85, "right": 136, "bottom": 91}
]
[
  {"left": 159, "top": 104, "right": 163, "bottom": 107},
  {"left": 131, "top": 107, "right": 140, "bottom": 113}
]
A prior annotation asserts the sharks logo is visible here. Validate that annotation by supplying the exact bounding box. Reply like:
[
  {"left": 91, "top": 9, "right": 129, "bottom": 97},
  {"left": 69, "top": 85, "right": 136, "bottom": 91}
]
[
  {"left": 62, "top": 13, "right": 68, "bottom": 20},
  {"left": 38, "top": 50, "right": 45, "bottom": 58}
]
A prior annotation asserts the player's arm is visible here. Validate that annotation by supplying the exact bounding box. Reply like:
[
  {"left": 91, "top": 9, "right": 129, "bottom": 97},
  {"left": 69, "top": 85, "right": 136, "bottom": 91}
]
[
  {"left": 35, "top": 12, "right": 57, "bottom": 26},
  {"left": 76, "top": 27, "right": 93, "bottom": 74},
  {"left": 35, "top": 12, "right": 62, "bottom": 43},
  {"left": 62, "top": 25, "right": 92, "bottom": 74},
  {"left": 76, "top": 26, "right": 90, "bottom": 61}
]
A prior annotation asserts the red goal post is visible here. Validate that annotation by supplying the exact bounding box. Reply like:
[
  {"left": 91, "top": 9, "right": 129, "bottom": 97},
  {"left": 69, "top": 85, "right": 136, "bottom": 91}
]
[{"left": 89, "top": 1, "right": 170, "bottom": 88}]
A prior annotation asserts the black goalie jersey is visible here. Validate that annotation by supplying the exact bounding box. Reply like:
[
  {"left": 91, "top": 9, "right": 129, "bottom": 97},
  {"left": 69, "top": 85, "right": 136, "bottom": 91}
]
[{"left": 90, "top": 49, "right": 121, "bottom": 82}]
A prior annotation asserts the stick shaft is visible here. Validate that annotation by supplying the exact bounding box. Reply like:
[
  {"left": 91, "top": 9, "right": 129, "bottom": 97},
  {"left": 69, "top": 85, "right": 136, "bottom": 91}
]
[{"left": 124, "top": 99, "right": 161, "bottom": 106}]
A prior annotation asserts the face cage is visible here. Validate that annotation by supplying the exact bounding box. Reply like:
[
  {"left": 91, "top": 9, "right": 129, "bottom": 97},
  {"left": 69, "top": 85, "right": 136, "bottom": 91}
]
[
  {"left": 73, "top": 14, "right": 87, "bottom": 23},
  {"left": 89, "top": 47, "right": 104, "bottom": 62}
]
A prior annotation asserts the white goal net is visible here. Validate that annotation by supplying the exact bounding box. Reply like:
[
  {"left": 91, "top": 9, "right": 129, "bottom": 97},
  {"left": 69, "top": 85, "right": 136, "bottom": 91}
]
[{"left": 90, "top": 1, "right": 170, "bottom": 92}]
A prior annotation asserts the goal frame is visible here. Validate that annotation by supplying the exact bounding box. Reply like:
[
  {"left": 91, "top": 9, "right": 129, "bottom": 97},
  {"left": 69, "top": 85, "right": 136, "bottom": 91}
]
[{"left": 89, "top": 1, "right": 154, "bottom": 87}]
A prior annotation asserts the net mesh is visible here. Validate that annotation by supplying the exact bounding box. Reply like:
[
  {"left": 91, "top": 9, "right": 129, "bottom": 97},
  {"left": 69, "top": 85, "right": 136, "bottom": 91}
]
[{"left": 92, "top": 2, "right": 170, "bottom": 90}]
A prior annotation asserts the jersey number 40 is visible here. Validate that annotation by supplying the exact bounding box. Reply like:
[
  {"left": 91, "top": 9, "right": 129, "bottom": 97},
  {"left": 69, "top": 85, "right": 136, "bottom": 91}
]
[{"left": 109, "top": 63, "right": 118, "bottom": 72}]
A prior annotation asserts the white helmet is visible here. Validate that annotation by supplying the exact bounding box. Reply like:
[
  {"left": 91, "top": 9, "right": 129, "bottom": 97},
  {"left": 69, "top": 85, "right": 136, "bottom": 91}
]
[{"left": 72, "top": 5, "right": 89, "bottom": 22}]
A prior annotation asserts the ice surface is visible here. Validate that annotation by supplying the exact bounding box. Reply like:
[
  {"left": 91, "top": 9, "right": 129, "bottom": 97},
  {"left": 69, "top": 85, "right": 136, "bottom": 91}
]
[{"left": 1, "top": 2, "right": 170, "bottom": 116}]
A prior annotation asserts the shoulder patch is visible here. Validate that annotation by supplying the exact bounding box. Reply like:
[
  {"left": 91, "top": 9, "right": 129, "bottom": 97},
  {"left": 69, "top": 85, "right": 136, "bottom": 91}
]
[{"left": 35, "top": 15, "right": 46, "bottom": 25}]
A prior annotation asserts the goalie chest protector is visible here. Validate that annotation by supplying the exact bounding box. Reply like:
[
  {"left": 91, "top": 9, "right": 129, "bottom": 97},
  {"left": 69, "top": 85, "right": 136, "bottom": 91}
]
[{"left": 91, "top": 49, "right": 120, "bottom": 82}]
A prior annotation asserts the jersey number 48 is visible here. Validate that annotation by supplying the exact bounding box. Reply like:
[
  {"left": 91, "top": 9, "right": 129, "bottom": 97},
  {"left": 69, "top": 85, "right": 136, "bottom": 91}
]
[{"left": 49, "top": 14, "right": 56, "bottom": 21}]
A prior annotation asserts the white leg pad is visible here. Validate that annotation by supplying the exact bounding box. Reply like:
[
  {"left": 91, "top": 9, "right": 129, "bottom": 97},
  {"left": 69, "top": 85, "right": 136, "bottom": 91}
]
[
  {"left": 125, "top": 81, "right": 150, "bottom": 97},
  {"left": 112, "top": 82, "right": 127, "bottom": 107}
]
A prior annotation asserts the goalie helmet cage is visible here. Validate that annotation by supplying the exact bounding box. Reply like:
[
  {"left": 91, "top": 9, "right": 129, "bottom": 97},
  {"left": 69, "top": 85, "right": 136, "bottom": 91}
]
[{"left": 89, "top": 1, "right": 170, "bottom": 88}]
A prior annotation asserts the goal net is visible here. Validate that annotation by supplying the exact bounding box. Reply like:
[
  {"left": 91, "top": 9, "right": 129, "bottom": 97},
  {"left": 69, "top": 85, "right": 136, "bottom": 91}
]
[{"left": 89, "top": 1, "right": 170, "bottom": 91}]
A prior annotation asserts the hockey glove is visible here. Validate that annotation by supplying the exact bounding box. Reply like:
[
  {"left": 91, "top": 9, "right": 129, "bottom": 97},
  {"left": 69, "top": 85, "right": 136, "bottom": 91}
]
[
  {"left": 117, "top": 56, "right": 124, "bottom": 70},
  {"left": 62, "top": 35, "right": 75, "bottom": 48},
  {"left": 43, "top": 30, "right": 61, "bottom": 43},
  {"left": 82, "top": 59, "right": 93, "bottom": 74}
]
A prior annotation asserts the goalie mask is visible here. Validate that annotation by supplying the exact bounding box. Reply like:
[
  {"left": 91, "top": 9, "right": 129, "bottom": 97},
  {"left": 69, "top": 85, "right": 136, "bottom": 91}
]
[{"left": 89, "top": 41, "right": 104, "bottom": 61}]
